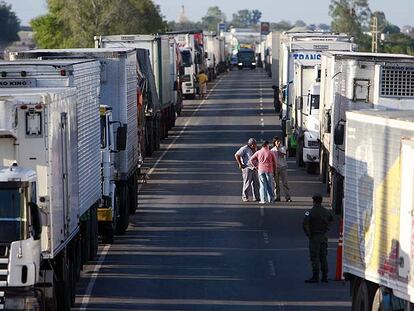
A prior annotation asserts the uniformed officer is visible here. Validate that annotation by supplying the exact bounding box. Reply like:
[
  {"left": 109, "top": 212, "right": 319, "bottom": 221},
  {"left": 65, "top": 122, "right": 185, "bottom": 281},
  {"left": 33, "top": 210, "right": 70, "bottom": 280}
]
[{"left": 302, "top": 193, "right": 333, "bottom": 283}]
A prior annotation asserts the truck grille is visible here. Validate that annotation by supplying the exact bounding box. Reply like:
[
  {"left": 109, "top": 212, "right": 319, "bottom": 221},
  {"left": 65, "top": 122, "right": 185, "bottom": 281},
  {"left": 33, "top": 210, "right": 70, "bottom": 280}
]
[
  {"left": 0, "top": 246, "right": 8, "bottom": 288},
  {"left": 380, "top": 65, "right": 414, "bottom": 98}
]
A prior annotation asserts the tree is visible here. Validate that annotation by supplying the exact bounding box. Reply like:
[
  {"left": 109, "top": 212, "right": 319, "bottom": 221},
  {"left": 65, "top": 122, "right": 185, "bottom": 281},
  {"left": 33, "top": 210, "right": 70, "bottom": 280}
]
[
  {"left": 32, "top": 0, "right": 166, "bottom": 48},
  {"left": 201, "top": 6, "right": 225, "bottom": 32},
  {"left": 294, "top": 20, "right": 307, "bottom": 27},
  {"left": 270, "top": 20, "right": 292, "bottom": 31},
  {"left": 329, "top": 0, "right": 371, "bottom": 38},
  {"left": 250, "top": 10, "right": 262, "bottom": 25},
  {"left": 231, "top": 9, "right": 262, "bottom": 28},
  {"left": 0, "top": 1, "right": 20, "bottom": 44}
]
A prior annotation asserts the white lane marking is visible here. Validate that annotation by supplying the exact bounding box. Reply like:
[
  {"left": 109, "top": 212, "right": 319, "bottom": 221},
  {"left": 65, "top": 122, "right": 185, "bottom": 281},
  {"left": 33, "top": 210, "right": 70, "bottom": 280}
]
[
  {"left": 260, "top": 107, "right": 263, "bottom": 110},
  {"left": 268, "top": 260, "right": 276, "bottom": 277},
  {"left": 138, "top": 78, "right": 222, "bottom": 192},
  {"left": 79, "top": 245, "right": 110, "bottom": 310},
  {"left": 260, "top": 113, "right": 263, "bottom": 116},
  {"left": 261, "top": 123, "right": 265, "bottom": 127},
  {"left": 260, "top": 118, "right": 264, "bottom": 121},
  {"left": 80, "top": 78, "right": 223, "bottom": 309}
]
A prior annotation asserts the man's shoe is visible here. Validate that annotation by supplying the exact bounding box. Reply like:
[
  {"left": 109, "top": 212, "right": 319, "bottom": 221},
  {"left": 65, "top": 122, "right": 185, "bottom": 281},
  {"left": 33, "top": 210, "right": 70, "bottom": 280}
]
[
  {"left": 242, "top": 197, "right": 249, "bottom": 202},
  {"left": 274, "top": 197, "right": 281, "bottom": 202},
  {"left": 321, "top": 278, "right": 328, "bottom": 283},
  {"left": 286, "top": 198, "right": 292, "bottom": 202},
  {"left": 304, "top": 277, "right": 319, "bottom": 283}
]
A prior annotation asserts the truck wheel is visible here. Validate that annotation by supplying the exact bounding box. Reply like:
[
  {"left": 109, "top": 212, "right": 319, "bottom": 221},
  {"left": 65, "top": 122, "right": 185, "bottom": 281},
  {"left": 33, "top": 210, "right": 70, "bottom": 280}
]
[
  {"left": 101, "top": 222, "right": 114, "bottom": 244},
  {"left": 306, "top": 162, "right": 318, "bottom": 174},
  {"left": 115, "top": 184, "right": 129, "bottom": 235},
  {"left": 129, "top": 173, "right": 138, "bottom": 215},
  {"left": 353, "top": 280, "right": 376, "bottom": 311},
  {"left": 296, "top": 142, "right": 305, "bottom": 167},
  {"left": 89, "top": 205, "right": 99, "bottom": 260}
]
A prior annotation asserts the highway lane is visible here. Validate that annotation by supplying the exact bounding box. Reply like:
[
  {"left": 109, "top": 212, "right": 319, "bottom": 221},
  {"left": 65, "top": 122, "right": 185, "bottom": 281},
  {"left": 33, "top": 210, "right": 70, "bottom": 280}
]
[{"left": 72, "top": 69, "right": 351, "bottom": 311}]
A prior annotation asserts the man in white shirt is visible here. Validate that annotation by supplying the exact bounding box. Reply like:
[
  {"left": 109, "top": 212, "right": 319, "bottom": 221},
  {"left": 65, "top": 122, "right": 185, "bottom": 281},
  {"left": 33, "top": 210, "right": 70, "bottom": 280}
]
[
  {"left": 271, "top": 137, "right": 292, "bottom": 202},
  {"left": 235, "top": 138, "right": 260, "bottom": 202}
]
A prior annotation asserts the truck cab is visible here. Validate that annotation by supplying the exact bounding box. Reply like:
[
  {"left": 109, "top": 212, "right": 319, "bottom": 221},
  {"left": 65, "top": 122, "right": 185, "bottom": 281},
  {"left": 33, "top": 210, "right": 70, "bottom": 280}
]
[{"left": 0, "top": 165, "right": 42, "bottom": 310}]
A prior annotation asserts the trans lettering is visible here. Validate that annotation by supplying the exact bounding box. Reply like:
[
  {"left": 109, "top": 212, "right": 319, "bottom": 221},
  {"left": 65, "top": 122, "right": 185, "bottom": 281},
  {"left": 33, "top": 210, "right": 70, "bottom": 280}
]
[{"left": 293, "top": 54, "right": 321, "bottom": 60}]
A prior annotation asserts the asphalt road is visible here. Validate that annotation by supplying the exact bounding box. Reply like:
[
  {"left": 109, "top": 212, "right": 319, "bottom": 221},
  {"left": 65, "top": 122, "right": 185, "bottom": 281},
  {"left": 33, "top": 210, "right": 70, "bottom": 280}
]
[{"left": 73, "top": 69, "right": 351, "bottom": 311}]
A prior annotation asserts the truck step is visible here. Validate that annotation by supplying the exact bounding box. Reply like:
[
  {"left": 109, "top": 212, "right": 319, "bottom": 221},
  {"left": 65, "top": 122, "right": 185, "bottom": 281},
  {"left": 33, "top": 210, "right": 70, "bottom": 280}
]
[
  {"left": 0, "top": 281, "right": 6, "bottom": 287},
  {"left": 0, "top": 259, "right": 7, "bottom": 265},
  {"left": 0, "top": 271, "right": 6, "bottom": 276},
  {"left": 0, "top": 291, "right": 3, "bottom": 310}
]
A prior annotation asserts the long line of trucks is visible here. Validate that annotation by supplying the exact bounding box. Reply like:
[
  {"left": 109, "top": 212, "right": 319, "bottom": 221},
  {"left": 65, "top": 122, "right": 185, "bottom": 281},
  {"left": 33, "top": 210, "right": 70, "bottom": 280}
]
[
  {"left": 0, "top": 30, "right": 203, "bottom": 309},
  {"left": 263, "top": 28, "right": 414, "bottom": 308}
]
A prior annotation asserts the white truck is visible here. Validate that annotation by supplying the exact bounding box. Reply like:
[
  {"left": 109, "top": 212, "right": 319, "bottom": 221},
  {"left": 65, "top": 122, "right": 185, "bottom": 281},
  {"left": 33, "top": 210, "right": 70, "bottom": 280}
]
[
  {"left": 204, "top": 32, "right": 226, "bottom": 80},
  {"left": 343, "top": 109, "right": 414, "bottom": 310},
  {"left": 173, "top": 32, "right": 205, "bottom": 99},
  {"left": 95, "top": 34, "right": 177, "bottom": 138},
  {"left": 10, "top": 48, "right": 141, "bottom": 233},
  {"left": 319, "top": 52, "right": 414, "bottom": 214},
  {"left": 292, "top": 59, "right": 321, "bottom": 173},
  {"left": 278, "top": 32, "right": 356, "bottom": 156},
  {"left": 0, "top": 86, "right": 119, "bottom": 311}
]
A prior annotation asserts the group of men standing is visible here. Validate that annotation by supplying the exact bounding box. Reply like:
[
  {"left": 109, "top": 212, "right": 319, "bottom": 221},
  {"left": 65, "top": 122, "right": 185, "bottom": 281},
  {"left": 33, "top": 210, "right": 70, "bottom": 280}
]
[
  {"left": 234, "top": 137, "right": 291, "bottom": 204},
  {"left": 235, "top": 138, "right": 334, "bottom": 283}
]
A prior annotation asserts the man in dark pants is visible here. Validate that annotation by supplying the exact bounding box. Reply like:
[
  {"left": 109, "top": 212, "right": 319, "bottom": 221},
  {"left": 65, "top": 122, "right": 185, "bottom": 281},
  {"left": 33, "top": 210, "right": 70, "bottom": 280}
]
[{"left": 302, "top": 193, "right": 333, "bottom": 283}]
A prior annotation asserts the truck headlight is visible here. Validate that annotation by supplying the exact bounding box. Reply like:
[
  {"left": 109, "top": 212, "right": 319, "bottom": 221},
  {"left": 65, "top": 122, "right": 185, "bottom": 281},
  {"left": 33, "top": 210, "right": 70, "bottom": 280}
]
[
  {"left": 238, "top": 63, "right": 243, "bottom": 66},
  {"left": 252, "top": 62, "right": 256, "bottom": 66}
]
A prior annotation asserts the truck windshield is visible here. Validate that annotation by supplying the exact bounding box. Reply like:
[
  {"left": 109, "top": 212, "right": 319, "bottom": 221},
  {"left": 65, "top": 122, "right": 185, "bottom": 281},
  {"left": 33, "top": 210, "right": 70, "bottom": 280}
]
[
  {"left": 311, "top": 95, "right": 320, "bottom": 110},
  {"left": 238, "top": 50, "right": 255, "bottom": 62},
  {"left": 181, "top": 50, "right": 192, "bottom": 67},
  {"left": 0, "top": 188, "right": 26, "bottom": 245}
]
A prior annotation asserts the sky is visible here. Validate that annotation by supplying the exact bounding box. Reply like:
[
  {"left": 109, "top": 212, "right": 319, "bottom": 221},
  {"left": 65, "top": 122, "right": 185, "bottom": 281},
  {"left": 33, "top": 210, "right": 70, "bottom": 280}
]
[{"left": 4, "top": 0, "right": 414, "bottom": 28}]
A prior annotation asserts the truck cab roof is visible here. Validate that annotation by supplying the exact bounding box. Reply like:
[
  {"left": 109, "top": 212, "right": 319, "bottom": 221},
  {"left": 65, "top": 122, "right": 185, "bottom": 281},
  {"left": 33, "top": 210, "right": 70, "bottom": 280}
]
[{"left": 11, "top": 48, "right": 137, "bottom": 60}]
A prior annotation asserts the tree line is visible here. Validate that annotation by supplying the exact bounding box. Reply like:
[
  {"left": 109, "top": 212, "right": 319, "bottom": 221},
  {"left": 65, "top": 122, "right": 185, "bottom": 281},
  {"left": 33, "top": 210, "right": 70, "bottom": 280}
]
[{"left": 0, "top": 0, "right": 413, "bottom": 54}]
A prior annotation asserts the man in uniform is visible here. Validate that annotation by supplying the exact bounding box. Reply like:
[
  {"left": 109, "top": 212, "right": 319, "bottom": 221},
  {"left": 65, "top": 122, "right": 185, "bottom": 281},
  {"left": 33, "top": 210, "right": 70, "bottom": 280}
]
[
  {"left": 302, "top": 193, "right": 333, "bottom": 283},
  {"left": 235, "top": 138, "right": 260, "bottom": 202}
]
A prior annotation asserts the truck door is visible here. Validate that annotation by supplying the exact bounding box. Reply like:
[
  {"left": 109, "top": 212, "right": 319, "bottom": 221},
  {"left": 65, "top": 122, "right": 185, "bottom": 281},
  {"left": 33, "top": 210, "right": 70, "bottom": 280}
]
[{"left": 398, "top": 138, "right": 414, "bottom": 279}]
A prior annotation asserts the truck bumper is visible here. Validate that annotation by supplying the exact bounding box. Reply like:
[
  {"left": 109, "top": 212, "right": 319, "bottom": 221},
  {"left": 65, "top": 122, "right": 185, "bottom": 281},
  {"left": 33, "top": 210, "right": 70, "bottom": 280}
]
[
  {"left": 182, "top": 84, "right": 194, "bottom": 95},
  {"left": 1, "top": 289, "right": 41, "bottom": 310},
  {"left": 303, "top": 147, "right": 320, "bottom": 163},
  {"left": 97, "top": 207, "right": 113, "bottom": 222}
]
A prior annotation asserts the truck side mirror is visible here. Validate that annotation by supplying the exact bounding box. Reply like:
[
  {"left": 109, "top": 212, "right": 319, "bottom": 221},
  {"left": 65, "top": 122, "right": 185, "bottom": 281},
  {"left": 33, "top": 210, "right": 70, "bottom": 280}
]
[
  {"left": 29, "top": 202, "right": 42, "bottom": 240},
  {"left": 334, "top": 122, "right": 345, "bottom": 145},
  {"left": 116, "top": 125, "right": 127, "bottom": 151}
]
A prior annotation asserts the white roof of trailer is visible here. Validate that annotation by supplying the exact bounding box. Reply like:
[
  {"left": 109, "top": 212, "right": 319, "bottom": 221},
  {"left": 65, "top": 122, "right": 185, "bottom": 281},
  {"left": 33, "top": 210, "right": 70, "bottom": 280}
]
[{"left": 323, "top": 51, "right": 414, "bottom": 59}]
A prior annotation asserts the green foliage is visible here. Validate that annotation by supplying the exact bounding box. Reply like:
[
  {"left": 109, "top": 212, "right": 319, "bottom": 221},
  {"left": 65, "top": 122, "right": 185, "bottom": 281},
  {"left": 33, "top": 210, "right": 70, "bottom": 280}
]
[
  {"left": 167, "top": 20, "right": 202, "bottom": 32},
  {"left": 201, "top": 6, "right": 225, "bottom": 32},
  {"left": 31, "top": 0, "right": 167, "bottom": 48},
  {"left": 231, "top": 9, "right": 262, "bottom": 28},
  {"left": 0, "top": 1, "right": 20, "bottom": 44},
  {"left": 382, "top": 33, "right": 414, "bottom": 55},
  {"left": 270, "top": 20, "right": 292, "bottom": 31},
  {"left": 329, "top": 0, "right": 371, "bottom": 37}
]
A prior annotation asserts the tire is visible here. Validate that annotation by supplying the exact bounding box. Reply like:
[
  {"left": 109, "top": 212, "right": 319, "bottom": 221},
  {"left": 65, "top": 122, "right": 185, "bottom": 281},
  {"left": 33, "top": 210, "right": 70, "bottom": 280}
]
[
  {"left": 89, "top": 205, "right": 98, "bottom": 260},
  {"left": 296, "top": 141, "right": 305, "bottom": 167},
  {"left": 101, "top": 222, "right": 114, "bottom": 244},
  {"left": 352, "top": 280, "right": 377, "bottom": 311},
  {"left": 129, "top": 173, "right": 138, "bottom": 215},
  {"left": 145, "top": 119, "right": 154, "bottom": 157},
  {"left": 306, "top": 162, "right": 318, "bottom": 174},
  {"left": 115, "top": 184, "right": 129, "bottom": 235}
]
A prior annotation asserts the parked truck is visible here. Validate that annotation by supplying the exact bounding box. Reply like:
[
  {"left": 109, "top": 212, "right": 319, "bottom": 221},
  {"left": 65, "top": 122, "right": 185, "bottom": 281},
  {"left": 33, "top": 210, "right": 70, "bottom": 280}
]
[
  {"left": 95, "top": 35, "right": 177, "bottom": 138},
  {"left": 343, "top": 109, "right": 414, "bottom": 310},
  {"left": 9, "top": 50, "right": 139, "bottom": 235},
  {"left": 278, "top": 31, "right": 356, "bottom": 156},
  {"left": 292, "top": 59, "right": 321, "bottom": 173},
  {"left": 173, "top": 31, "right": 205, "bottom": 99},
  {"left": 0, "top": 85, "right": 120, "bottom": 310},
  {"left": 319, "top": 52, "right": 414, "bottom": 214}
]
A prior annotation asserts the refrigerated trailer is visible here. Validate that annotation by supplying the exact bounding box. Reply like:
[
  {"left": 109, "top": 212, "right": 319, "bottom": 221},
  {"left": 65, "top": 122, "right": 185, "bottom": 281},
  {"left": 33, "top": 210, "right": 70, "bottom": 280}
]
[
  {"left": 10, "top": 48, "right": 142, "bottom": 230},
  {"left": 343, "top": 109, "right": 414, "bottom": 310},
  {"left": 95, "top": 35, "right": 177, "bottom": 138},
  {"left": 278, "top": 32, "right": 356, "bottom": 156},
  {"left": 318, "top": 52, "right": 414, "bottom": 214},
  {"left": 0, "top": 87, "right": 110, "bottom": 311}
]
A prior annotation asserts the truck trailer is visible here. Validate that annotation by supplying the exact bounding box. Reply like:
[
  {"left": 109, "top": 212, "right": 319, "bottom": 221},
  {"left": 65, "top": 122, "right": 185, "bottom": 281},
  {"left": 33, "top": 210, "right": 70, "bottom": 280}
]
[
  {"left": 10, "top": 48, "right": 142, "bottom": 231},
  {"left": 278, "top": 31, "right": 356, "bottom": 156},
  {"left": 319, "top": 52, "right": 414, "bottom": 214},
  {"left": 95, "top": 34, "right": 177, "bottom": 138},
  {"left": 343, "top": 109, "right": 414, "bottom": 310},
  {"left": 0, "top": 87, "right": 114, "bottom": 311}
]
